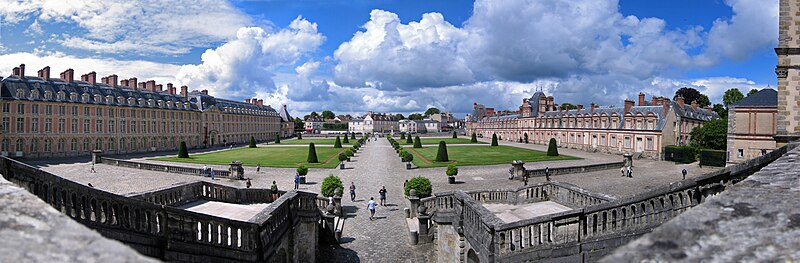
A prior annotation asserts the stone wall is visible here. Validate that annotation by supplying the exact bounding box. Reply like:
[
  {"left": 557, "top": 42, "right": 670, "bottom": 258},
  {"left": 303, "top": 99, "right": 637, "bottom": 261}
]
[
  {"left": 101, "top": 157, "right": 232, "bottom": 178},
  {"left": 775, "top": 0, "right": 800, "bottom": 144},
  {"left": 0, "top": 176, "right": 158, "bottom": 262}
]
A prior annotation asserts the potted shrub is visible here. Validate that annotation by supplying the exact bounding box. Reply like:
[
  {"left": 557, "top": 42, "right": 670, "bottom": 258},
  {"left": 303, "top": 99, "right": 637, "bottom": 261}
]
[
  {"left": 296, "top": 165, "right": 308, "bottom": 184},
  {"left": 446, "top": 164, "right": 458, "bottom": 184},
  {"left": 338, "top": 153, "right": 348, "bottom": 169},
  {"left": 402, "top": 151, "right": 414, "bottom": 169},
  {"left": 345, "top": 149, "right": 353, "bottom": 161},
  {"left": 404, "top": 176, "right": 432, "bottom": 198},
  {"left": 321, "top": 175, "right": 343, "bottom": 197}
]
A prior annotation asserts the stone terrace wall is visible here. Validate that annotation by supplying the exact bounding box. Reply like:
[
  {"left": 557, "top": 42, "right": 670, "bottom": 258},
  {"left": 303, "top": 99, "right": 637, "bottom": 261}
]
[
  {"left": 423, "top": 142, "right": 797, "bottom": 262},
  {"left": 127, "top": 181, "right": 283, "bottom": 207},
  {"left": 0, "top": 176, "right": 158, "bottom": 263},
  {"left": 522, "top": 161, "right": 624, "bottom": 178},
  {"left": 100, "top": 157, "right": 232, "bottom": 178},
  {"left": 601, "top": 144, "right": 800, "bottom": 262},
  {"left": 0, "top": 156, "right": 321, "bottom": 262}
]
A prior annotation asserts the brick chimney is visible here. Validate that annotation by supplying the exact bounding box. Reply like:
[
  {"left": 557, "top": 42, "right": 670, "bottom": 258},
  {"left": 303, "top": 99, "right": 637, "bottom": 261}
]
[
  {"left": 87, "top": 72, "right": 96, "bottom": 85},
  {"left": 180, "top": 85, "right": 188, "bottom": 98},
  {"left": 624, "top": 99, "right": 634, "bottom": 113},
  {"left": 60, "top": 69, "right": 74, "bottom": 83},
  {"left": 167, "top": 83, "right": 175, "bottom": 95},
  {"left": 18, "top": 64, "right": 25, "bottom": 78},
  {"left": 156, "top": 84, "right": 163, "bottom": 93},
  {"left": 590, "top": 102, "right": 596, "bottom": 112},
  {"left": 129, "top": 78, "right": 137, "bottom": 89},
  {"left": 661, "top": 98, "right": 671, "bottom": 115},
  {"left": 12, "top": 67, "right": 20, "bottom": 77},
  {"left": 138, "top": 82, "right": 146, "bottom": 90},
  {"left": 107, "top": 75, "right": 118, "bottom": 87},
  {"left": 245, "top": 98, "right": 251, "bottom": 104},
  {"left": 704, "top": 106, "right": 713, "bottom": 113},
  {"left": 201, "top": 89, "right": 208, "bottom": 95},
  {"left": 547, "top": 96, "right": 554, "bottom": 111},
  {"left": 676, "top": 96, "right": 685, "bottom": 108},
  {"left": 145, "top": 80, "right": 156, "bottom": 92},
  {"left": 691, "top": 100, "right": 698, "bottom": 111},
  {"left": 37, "top": 66, "right": 50, "bottom": 80},
  {"left": 638, "top": 92, "right": 645, "bottom": 106},
  {"left": 257, "top": 99, "right": 263, "bottom": 106},
  {"left": 651, "top": 96, "right": 657, "bottom": 106},
  {"left": 120, "top": 79, "right": 129, "bottom": 88}
]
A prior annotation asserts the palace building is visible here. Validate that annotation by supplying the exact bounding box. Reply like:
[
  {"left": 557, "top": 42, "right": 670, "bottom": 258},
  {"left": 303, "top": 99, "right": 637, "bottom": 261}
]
[
  {"left": 467, "top": 91, "right": 720, "bottom": 158},
  {"left": 0, "top": 64, "right": 290, "bottom": 158}
]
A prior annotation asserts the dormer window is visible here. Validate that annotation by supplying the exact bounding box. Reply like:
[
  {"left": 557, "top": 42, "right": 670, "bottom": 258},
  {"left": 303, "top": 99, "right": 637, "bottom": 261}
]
[
  {"left": 57, "top": 91, "right": 65, "bottom": 101},
  {"left": 30, "top": 90, "right": 39, "bottom": 99},
  {"left": 44, "top": 91, "right": 52, "bottom": 100},
  {"left": 82, "top": 94, "right": 90, "bottom": 102},
  {"left": 70, "top": 93, "right": 78, "bottom": 101}
]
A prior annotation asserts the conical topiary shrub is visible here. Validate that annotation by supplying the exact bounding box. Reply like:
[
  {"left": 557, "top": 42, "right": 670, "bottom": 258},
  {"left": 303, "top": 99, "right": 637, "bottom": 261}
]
[
  {"left": 547, "top": 138, "right": 559, "bottom": 156},
  {"left": 178, "top": 141, "right": 189, "bottom": 158},
  {"left": 343, "top": 134, "right": 350, "bottom": 144},
  {"left": 298, "top": 132, "right": 302, "bottom": 139},
  {"left": 524, "top": 133, "right": 528, "bottom": 144},
  {"left": 275, "top": 133, "right": 281, "bottom": 144},
  {"left": 435, "top": 141, "right": 449, "bottom": 162},
  {"left": 491, "top": 134, "right": 499, "bottom": 146},
  {"left": 401, "top": 133, "right": 406, "bottom": 140},
  {"left": 406, "top": 134, "right": 413, "bottom": 144},
  {"left": 413, "top": 136, "right": 422, "bottom": 148},
  {"left": 471, "top": 132, "right": 478, "bottom": 143},
  {"left": 334, "top": 136, "right": 342, "bottom": 148},
  {"left": 307, "top": 143, "right": 319, "bottom": 163},
  {"left": 351, "top": 133, "right": 356, "bottom": 140},
  {"left": 452, "top": 131, "right": 457, "bottom": 139},
  {"left": 249, "top": 136, "right": 256, "bottom": 148}
]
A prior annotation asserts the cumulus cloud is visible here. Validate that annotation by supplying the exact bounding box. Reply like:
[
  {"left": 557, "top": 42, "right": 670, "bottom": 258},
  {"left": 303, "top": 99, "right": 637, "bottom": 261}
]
[
  {"left": 703, "top": 0, "right": 779, "bottom": 62},
  {"left": 0, "top": 52, "right": 181, "bottom": 83},
  {"left": 176, "top": 17, "right": 325, "bottom": 100},
  {"left": 0, "top": 0, "right": 251, "bottom": 54}
]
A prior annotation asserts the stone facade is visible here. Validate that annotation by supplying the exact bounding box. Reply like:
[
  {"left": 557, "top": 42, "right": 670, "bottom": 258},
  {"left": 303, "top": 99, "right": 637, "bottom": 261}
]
[
  {"left": 726, "top": 89, "right": 778, "bottom": 165},
  {"left": 0, "top": 64, "right": 287, "bottom": 158},
  {"left": 775, "top": 0, "right": 800, "bottom": 144},
  {"left": 348, "top": 111, "right": 399, "bottom": 134}
]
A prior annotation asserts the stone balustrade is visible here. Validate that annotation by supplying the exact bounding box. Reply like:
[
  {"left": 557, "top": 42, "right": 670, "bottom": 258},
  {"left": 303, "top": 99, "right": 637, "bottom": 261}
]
[{"left": 100, "top": 156, "right": 232, "bottom": 178}]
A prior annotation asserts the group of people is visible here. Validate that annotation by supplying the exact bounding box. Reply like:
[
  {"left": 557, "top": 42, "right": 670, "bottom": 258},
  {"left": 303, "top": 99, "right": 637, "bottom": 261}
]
[
  {"left": 201, "top": 165, "right": 216, "bottom": 180},
  {"left": 620, "top": 166, "right": 634, "bottom": 178},
  {"left": 348, "top": 182, "right": 387, "bottom": 220}
]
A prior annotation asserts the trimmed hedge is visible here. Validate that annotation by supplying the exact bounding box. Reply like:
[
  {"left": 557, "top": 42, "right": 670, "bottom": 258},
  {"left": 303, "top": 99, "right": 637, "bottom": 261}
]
[
  {"left": 334, "top": 136, "right": 342, "bottom": 148},
  {"left": 547, "top": 138, "right": 559, "bottom": 156},
  {"left": 413, "top": 136, "right": 422, "bottom": 148},
  {"left": 699, "top": 149, "right": 726, "bottom": 167},
  {"left": 178, "top": 141, "right": 189, "bottom": 158},
  {"left": 471, "top": 133, "right": 478, "bottom": 143},
  {"left": 307, "top": 143, "right": 319, "bottom": 163},
  {"left": 435, "top": 141, "right": 449, "bottom": 162},
  {"left": 664, "top": 145, "right": 698, "bottom": 164},
  {"left": 321, "top": 175, "right": 343, "bottom": 197},
  {"left": 491, "top": 134, "right": 498, "bottom": 146}
]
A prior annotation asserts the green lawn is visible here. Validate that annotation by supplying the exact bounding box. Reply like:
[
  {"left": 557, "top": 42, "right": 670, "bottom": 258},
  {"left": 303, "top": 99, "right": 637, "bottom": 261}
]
[
  {"left": 398, "top": 138, "right": 485, "bottom": 145},
  {"left": 404, "top": 145, "right": 579, "bottom": 168},
  {"left": 278, "top": 138, "right": 355, "bottom": 145},
  {"left": 151, "top": 147, "right": 346, "bottom": 168}
]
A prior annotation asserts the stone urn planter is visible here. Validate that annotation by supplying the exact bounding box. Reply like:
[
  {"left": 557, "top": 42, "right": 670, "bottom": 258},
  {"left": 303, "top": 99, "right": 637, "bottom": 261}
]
[
  {"left": 299, "top": 176, "right": 306, "bottom": 184},
  {"left": 340, "top": 163, "right": 345, "bottom": 169},
  {"left": 406, "top": 163, "right": 412, "bottom": 170},
  {"left": 448, "top": 176, "right": 456, "bottom": 184}
]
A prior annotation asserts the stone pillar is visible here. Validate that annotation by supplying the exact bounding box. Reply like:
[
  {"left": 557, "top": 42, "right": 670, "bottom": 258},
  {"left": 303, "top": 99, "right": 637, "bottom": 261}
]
[
  {"left": 623, "top": 153, "right": 633, "bottom": 167},
  {"left": 91, "top": 150, "right": 102, "bottom": 164},
  {"left": 775, "top": 0, "right": 800, "bottom": 145},
  {"left": 228, "top": 161, "right": 244, "bottom": 179},
  {"left": 418, "top": 207, "right": 430, "bottom": 236},
  {"left": 409, "top": 189, "right": 419, "bottom": 217},
  {"left": 333, "top": 188, "right": 343, "bottom": 216},
  {"left": 510, "top": 160, "right": 526, "bottom": 180}
]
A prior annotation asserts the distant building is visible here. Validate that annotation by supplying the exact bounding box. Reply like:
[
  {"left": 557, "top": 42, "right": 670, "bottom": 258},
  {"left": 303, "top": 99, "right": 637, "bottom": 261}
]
[
  {"left": 304, "top": 116, "right": 324, "bottom": 133},
  {"left": 468, "top": 92, "right": 720, "bottom": 158},
  {"left": 0, "top": 64, "right": 283, "bottom": 158},
  {"left": 726, "top": 88, "right": 777, "bottom": 165},
  {"left": 399, "top": 119, "right": 441, "bottom": 134},
  {"left": 278, "top": 105, "right": 294, "bottom": 138},
  {"left": 348, "top": 111, "right": 398, "bottom": 134}
]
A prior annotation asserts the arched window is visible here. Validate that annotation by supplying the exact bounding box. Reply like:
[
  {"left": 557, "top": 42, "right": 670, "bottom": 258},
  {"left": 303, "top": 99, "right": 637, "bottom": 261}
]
[
  {"left": 130, "top": 138, "right": 137, "bottom": 150},
  {"left": 57, "top": 139, "right": 65, "bottom": 152},
  {"left": 44, "top": 139, "right": 51, "bottom": 152},
  {"left": 108, "top": 138, "right": 116, "bottom": 151},
  {"left": 83, "top": 139, "right": 90, "bottom": 151},
  {"left": 120, "top": 138, "right": 126, "bottom": 150},
  {"left": 15, "top": 139, "right": 23, "bottom": 152},
  {"left": 1, "top": 139, "right": 8, "bottom": 152},
  {"left": 95, "top": 139, "right": 102, "bottom": 150},
  {"left": 30, "top": 139, "right": 39, "bottom": 152}
]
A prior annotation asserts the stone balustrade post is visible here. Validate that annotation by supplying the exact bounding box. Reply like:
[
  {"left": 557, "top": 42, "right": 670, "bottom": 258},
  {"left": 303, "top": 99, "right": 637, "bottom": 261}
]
[
  {"left": 510, "top": 160, "right": 526, "bottom": 179},
  {"left": 228, "top": 161, "right": 244, "bottom": 180},
  {"left": 409, "top": 189, "right": 419, "bottom": 217},
  {"left": 334, "top": 188, "right": 343, "bottom": 216},
  {"left": 91, "top": 150, "right": 102, "bottom": 164}
]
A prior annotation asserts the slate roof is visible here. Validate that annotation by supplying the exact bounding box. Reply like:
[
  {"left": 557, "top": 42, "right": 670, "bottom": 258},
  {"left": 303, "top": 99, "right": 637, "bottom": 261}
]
[
  {"left": 279, "top": 105, "right": 292, "bottom": 122},
  {"left": 190, "top": 91, "right": 278, "bottom": 116},
  {"left": 730, "top": 88, "right": 777, "bottom": 108},
  {"left": 1, "top": 75, "right": 198, "bottom": 111}
]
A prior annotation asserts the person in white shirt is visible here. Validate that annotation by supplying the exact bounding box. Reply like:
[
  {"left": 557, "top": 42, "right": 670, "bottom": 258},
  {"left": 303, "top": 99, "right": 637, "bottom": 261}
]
[{"left": 367, "top": 197, "right": 376, "bottom": 220}]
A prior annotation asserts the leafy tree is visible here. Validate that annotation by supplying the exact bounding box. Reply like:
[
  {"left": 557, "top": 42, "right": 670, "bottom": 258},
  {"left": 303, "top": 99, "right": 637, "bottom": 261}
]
[
  {"left": 689, "top": 119, "right": 727, "bottom": 150},
  {"left": 712, "top": 103, "right": 726, "bottom": 118},
  {"left": 321, "top": 175, "right": 343, "bottom": 197},
  {"left": 413, "top": 136, "right": 422, "bottom": 148},
  {"left": 322, "top": 110, "right": 335, "bottom": 120},
  {"left": 547, "top": 138, "right": 559, "bottom": 156},
  {"left": 404, "top": 176, "right": 432, "bottom": 197},
  {"left": 296, "top": 165, "right": 308, "bottom": 176},
  {"left": 178, "top": 141, "right": 189, "bottom": 158},
  {"left": 435, "top": 141, "right": 449, "bottom": 162},
  {"left": 293, "top": 117, "right": 304, "bottom": 131},
  {"left": 446, "top": 164, "right": 458, "bottom": 177},
  {"left": 723, "top": 88, "right": 744, "bottom": 107},
  {"left": 408, "top": 113, "right": 424, "bottom": 120},
  {"left": 275, "top": 133, "right": 280, "bottom": 144},
  {"left": 491, "top": 134, "right": 498, "bottom": 146},
  {"left": 471, "top": 133, "right": 478, "bottom": 143},
  {"left": 249, "top": 136, "right": 256, "bottom": 148},
  {"left": 307, "top": 143, "right": 319, "bottom": 163},
  {"left": 452, "top": 131, "right": 457, "bottom": 139},
  {"left": 424, "top": 107, "right": 441, "bottom": 116},
  {"left": 524, "top": 133, "right": 529, "bottom": 143},
  {"left": 333, "top": 136, "right": 342, "bottom": 148},
  {"left": 309, "top": 111, "right": 319, "bottom": 119},
  {"left": 394, "top": 113, "right": 406, "bottom": 120},
  {"left": 674, "top": 87, "right": 711, "bottom": 107},
  {"left": 747, "top": 89, "right": 759, "bottom": 96},
  {"left": 343, "top": 133, "right": 350, "bottom": 143},
  {"left": 560, "top": 103, "right": 578, "bottom": 110}
]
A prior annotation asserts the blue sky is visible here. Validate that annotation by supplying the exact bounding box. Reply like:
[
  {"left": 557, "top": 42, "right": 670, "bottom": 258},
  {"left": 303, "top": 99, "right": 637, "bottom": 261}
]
[{"left": 0, "top": 0, "right": 779, "bottom": 117}]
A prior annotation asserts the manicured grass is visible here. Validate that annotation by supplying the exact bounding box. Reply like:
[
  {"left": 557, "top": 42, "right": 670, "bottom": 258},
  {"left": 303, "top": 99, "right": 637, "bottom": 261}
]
[
  {"left": 404, "top": 145, "right": 579, "bottom": 168},
  {"left": 278, "top": 138, "right": 354, "bottom": 145},
  {"left": 151, "top": 147, "right": 346, "bottom": 168},
  {"left": 399, "top": 138, "right": 485, "bottom": 145}
]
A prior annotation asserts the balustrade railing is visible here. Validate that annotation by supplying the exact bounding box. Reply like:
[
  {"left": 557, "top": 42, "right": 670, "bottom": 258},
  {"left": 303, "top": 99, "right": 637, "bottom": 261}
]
[{"left": 101, "top": 157, "right": 232, "bottom": 177}]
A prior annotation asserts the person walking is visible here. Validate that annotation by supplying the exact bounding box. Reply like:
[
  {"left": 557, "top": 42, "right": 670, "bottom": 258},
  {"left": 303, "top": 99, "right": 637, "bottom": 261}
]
[
  {"left": 349, "top": 182, "right": 356, "bottom": 202},
  {"left": 270, "top": 181, "right": 279, "bottom": 201},
  {"left": 367, "top": 197, "right": 376, "bottom": 220},
  {"left": 210, "top": 167, "right": 215, "bottom": 180},
  {"left": 246, "top": 178, "right": 252, "bottom": 188},
  {"left": 681, "top": 169, "right": 687, "bottom": 180},
  {"left": 627, "top": 166, "right": 633, "bottom": 178},
  {"left": 523, "top": 172, "right": 529, "bottom": 186},
  {"left": 90, "top": 163, "right": 96, "bottom": 173},
  {"left": 294, "top": 173, "right": 300, "bottom": 189},
  {"left": 202, "top": 165, "right": 208, "bottom": 177},
  {"left": 620, "top": 166, "right": 626, "bottom": 177},
  {"left": 379, "top": 186, "right": 387, "bottom": 206},
  {"left": 256, "top": 164, "right": 261, "bottom": 173}
]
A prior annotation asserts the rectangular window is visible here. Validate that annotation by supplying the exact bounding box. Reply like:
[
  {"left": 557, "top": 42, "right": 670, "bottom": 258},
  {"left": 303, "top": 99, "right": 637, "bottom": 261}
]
[
  {"left": 45, "top": 105, "right": 52, "bottom": 115},
  {"left": 646, "top": 137, "right": 653, "bottom": 150},
  {"left": 72, "top": 106, "right": 78, "bottom": 115},
  {"left": 45, "top": 118, "right": 52, "bottom": 132},
  {"left": 96, "top": 108, "right": 102, "bottom": 117},
  {"left": 120, "top": 120, "right": 126, "bottom": 133},
  {"left": 84, "top": 119, "right": 90, "bottom": 133},
  {"left": 58, "top": 119, "right": 65, "bottom": 133},
  {"left": 120, "top": 110, "right": 125, "bottom": 118},
  {"left": 32, "top": 104, "right": 39, "bottom": 114},
  {"left": 737, "top": 149, "right": 744, "bottom": 158},
  {"left": 624, "top": 136, "right": 631, "bottom": 148},
  {"left": 2, "top": 103, "right": 9, "bottom": 113},
  {"left": 31, "top": 118, "right": 38, "bottom": 133},
  {"left": 2, "top": 117, "right": 9, "bottom": 133},
  {"left": 16, "top": 118, "right": 24, "bottom": 133},
  {"left": 109, "top": 108, "right": 114, "bottom": 118},
  {"left": 84, "top": 107, "right": 89, "bottom": 116},
  {"left": 96, "top": 120, "right": 103, "bottom": 133},
  {"left": 71, "top": 119, "right": 78, "bottom": 133},
  {"left": 17, "top": 104, "right": 24, "bottom": 114},
  {"left": 109, "top": 120, "right": 115, "bottom": 133},
  {"left": 761, "top": 149, "right": 767, "bottom": 155}
]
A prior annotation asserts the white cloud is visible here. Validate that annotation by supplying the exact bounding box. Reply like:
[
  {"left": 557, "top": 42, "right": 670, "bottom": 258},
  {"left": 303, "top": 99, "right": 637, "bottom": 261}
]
[
  {"left": 24, "top": 19, "right": 43, "bottom": 36},
  {"left": 176, "top": 17, "right": 325, "bottom": 100},
  {"left": 0, "top": 0, "right": 251, "bottom": 55},
  {"left": 703, "top": 0, "right": 779, "bottom": 62},
  {"left": 0, "top": 52, "right": 181, "bottom": 84}
]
